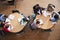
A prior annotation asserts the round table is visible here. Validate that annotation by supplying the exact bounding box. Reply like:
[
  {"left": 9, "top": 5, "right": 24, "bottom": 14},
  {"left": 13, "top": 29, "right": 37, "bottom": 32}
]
[
  {"left": 35, "top": 15, "right": 54, "bottom": 30},
  {"left": 6, "top": 13, "right": 25, "bottom": 33}
]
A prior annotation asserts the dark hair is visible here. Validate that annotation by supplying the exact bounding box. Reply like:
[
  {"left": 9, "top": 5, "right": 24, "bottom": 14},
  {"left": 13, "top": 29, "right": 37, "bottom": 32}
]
[
  {"left": 47, "top": 4, "right": 55, "bottom": 12},
  {"left": 48, "top": 4, "right": 55, "bottom": 8},
  {"left": 58, "top": 11, "right": 60, "bottom": 14},
  {"left": 5, "top": 25, "right": 9, "bottom": 28},
  {"left": 36, "top": 4, "right": 39, "bottom": 6},
  {"left": 12, "top": 10, "right": 20, "bottom": 13},
  {"left": 4, "top": 15, "right": 8, "bottom": 18},
  {"left": 54, "top": 14, "right": 59, "bottom": 19},
  {"left": 33, "top": 4, "right": 39, "bottom": 9},
  {"left": 36, "top": 21, "right": 40, "bottom": 24},
  {"left": 23, "top": 18, "right": 28, "bottom": 21}
]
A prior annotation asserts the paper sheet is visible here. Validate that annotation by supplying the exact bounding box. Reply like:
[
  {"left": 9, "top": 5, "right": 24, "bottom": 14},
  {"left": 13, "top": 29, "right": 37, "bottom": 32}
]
[
  {"left": 8, "top": 26, "right": 13, "bottom": 30},
  {"left": 42, "top": 11, "right": 48, "bottom": 17},
  {"left": 8, "top": 14, "right": 14, "bottom": 20},
  {"left": 5, "top": 18, "right": 10, "bottom": 22}
]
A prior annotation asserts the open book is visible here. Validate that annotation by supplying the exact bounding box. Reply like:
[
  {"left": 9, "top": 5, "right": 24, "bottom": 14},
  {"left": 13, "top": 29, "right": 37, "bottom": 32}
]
[
  {"left": 42, "top": 11, "right": 48, "bottom": 17},
  {"left": 38, "top": 19, "right": 43, "bottom": 25}
]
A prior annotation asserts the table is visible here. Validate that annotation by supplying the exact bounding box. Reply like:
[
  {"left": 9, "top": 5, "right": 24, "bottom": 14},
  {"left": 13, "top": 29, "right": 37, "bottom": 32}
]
[
  {"left": 6, "top": 13, "right": 25, "bottom": 33},
  {"left": 35, "top": 15, "right": 54, "bottom": 30}
]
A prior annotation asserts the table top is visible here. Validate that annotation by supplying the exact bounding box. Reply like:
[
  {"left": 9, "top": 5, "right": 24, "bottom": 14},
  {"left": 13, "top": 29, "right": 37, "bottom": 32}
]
[
  {"left": 6, "top": 13, "right": 25, "bottom": 33},
  {"left": 35, "top": 15, "right": 54, "bottom": 30}
]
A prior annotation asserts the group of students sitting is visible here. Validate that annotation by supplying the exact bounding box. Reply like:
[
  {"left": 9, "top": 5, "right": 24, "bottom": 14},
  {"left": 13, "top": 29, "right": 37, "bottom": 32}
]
[
  {"left": 29, "top": 4, "right": 60, "bottom": 30},
  {"left": 0, "top": 4, "right": 60, "bottom": 35},
  {"left": 0, "top": 10, "right": 29, "bottom": 34}
]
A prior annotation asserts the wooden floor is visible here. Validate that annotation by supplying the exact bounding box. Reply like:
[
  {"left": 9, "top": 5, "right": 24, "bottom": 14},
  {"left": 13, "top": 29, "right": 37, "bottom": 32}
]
[{"left": 0, "top": 0, "right": 60, "bottom": 40}]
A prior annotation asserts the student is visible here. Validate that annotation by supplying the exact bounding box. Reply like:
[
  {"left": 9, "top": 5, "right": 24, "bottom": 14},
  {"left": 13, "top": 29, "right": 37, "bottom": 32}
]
[
  {"left": 47, "top": 4, "right": 55, "bottom": 12},
  {"left": 58, "top": 11, "right": 60, "bottom": 19},
  {"left": 0, "top": 14, "right": 8, "bottom": 22},
  {"left": 3, "top": 23, "right": 13, "bottom": 33},
  {"left": 33, "top": 4, "right": 44, "bottom": 15},
  {"left": 58, "top": 11, "right": 60, "bottom": 14},
  {"left": 42, "top": 4, "right": 55, "bottom": 17},
  {"left": 3, "top": 25, "right": 10, "bottom": 32},
  {"left": 30, "top": 19, "right": 40, "bottom": 30},
  {"left": 50, "top": 12, "right": 59, "bottom": 22},
  {"left": 21, "top": 13, "right": 29, "bottom": 21}
]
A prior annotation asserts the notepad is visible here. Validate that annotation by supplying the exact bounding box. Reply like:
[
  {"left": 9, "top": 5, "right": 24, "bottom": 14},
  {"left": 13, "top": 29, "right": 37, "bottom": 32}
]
[{"left": 8, "top": 14, "right": 14, "bottom": 20}]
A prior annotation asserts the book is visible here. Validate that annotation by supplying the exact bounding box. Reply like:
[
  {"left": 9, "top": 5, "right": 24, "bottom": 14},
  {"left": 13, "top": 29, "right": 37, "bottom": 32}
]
[{"left": 39, "top": 19, "right": 43, "bottom": 25}]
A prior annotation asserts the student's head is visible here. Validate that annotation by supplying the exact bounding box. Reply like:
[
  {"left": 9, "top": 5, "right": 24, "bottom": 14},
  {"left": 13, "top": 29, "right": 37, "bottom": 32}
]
[
  {"left": 58, "top": 11, "right": 60, "bottom": 14},
  {"left": 35, "top": 4, "right": 40, "bottom": 8},
  {"left": 52, "top": 12, "right": 59, "bottom": 19},
  {"left": 12, "top": 10, "right": 20, "bottom": 13},
  {"left": 5, "top": 25, "right": 9, "bottom": 28},
  {"left": 47, "top": 4, "right": 55, "bottom": 12},
  {"left": 36, "top": 4, "right": 39, "bottom": 7},
  {"left": 3, "top": 15, "right": 8, "bottom": 18},
  {"left": 54, "top": 14, "right": 59, "bottom": 19},
  {"left": 36, "top": 21, "right": 40, "bottom": 24},
  {"left": 23, "top": 18, "right": 28, "bottom": 22}
]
